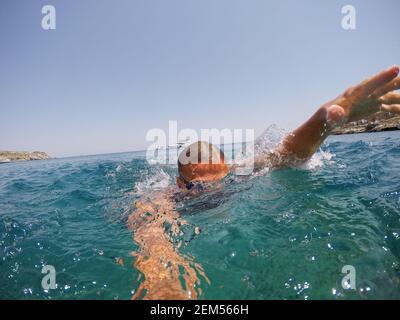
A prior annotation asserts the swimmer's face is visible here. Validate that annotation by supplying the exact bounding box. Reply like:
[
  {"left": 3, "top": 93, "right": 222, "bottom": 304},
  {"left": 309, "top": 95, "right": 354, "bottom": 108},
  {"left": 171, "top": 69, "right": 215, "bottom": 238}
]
[{"left": 177, "top": 141, "right": 228, "bottom": 187}]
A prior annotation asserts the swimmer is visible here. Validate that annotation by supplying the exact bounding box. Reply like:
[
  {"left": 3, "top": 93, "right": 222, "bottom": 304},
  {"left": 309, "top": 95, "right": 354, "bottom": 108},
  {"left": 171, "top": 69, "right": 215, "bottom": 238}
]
[
  {"left": 128, "top": 65, "right": 400, "bottom": 299},
  {"left": 178, "top": 65, "right": 400, "bottom": 179}
]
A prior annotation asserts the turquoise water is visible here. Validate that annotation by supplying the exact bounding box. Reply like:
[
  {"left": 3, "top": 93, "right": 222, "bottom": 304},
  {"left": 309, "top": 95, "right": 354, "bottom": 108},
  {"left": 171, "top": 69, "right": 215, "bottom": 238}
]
[{"left": 1, "top": 131, "right": 400, "bottom": 299}]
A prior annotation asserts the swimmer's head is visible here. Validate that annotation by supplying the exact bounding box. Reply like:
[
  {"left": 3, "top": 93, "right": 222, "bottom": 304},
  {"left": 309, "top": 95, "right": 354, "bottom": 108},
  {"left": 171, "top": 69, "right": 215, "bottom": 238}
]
[{"left": 177, "top": 141, "right": 229, "bottom": 188}]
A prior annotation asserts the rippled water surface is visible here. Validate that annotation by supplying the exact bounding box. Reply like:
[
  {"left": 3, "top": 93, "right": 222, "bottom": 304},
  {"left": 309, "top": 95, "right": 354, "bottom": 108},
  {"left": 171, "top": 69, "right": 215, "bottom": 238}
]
[{"left": 1, "top": 131, "right": 400, "bottom": 299}]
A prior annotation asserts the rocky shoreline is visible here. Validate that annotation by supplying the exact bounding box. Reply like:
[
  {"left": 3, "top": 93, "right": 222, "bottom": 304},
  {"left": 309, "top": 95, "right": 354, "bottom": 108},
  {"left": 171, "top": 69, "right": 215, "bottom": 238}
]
[
  {"left": 0, "top": 151, "right": 50, "bottom": 164},
  {"left": 331, "top": 113, "right": 400, "bottom": 135}
]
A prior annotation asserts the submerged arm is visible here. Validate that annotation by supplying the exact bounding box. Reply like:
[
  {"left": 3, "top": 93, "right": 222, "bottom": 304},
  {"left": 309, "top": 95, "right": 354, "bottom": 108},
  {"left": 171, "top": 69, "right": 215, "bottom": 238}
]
[{"left": 127, "top": 190, "right": 208, "bottom": 300}]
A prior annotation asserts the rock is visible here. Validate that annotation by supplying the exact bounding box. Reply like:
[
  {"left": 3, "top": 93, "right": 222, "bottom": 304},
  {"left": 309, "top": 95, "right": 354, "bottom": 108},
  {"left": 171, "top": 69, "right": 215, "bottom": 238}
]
[
  {"left": 0, "top": 151, "right": 51, "bottom": 163},
  {"left": 331, "top": 113, "right": 400, "bottom": 135}
]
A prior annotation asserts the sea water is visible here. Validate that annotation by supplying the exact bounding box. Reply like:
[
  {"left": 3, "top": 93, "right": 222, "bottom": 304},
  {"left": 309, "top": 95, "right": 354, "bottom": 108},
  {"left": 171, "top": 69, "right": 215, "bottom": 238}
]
[{"left": 1, "top": 131, "right": 400, "bottom": 299}]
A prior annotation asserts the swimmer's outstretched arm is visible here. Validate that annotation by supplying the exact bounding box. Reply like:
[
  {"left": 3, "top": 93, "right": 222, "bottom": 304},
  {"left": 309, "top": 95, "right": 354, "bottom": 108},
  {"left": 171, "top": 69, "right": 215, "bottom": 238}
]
[{"left": 255, "top": 65, "right": 400, "bottom": 168}]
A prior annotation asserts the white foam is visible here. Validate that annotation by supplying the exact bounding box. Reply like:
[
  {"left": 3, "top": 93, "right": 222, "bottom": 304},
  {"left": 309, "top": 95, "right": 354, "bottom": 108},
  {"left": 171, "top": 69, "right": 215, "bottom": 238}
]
[
  {"left": 135, "top": 168, "right": 173, "bottom": 195},
  {"left": 301, "top": 150, "right": 335, "bottom": 170}
]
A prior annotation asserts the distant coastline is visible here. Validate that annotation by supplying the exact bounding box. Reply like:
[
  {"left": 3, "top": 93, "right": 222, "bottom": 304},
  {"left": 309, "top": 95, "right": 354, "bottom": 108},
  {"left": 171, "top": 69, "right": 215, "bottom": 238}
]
[
  {"left": 0, "top": 151, "right": 50, "bottom": 164},
  {"left": 332, "top": 113, "right": 400, "bottom": 135},
  {"left": 1, "top": 114, "right": 399, "bottom": 164}
]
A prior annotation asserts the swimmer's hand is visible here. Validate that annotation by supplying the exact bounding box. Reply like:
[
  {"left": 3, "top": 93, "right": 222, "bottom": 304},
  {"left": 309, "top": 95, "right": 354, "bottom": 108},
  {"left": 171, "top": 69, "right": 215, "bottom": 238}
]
[{"left": 324, "top": 65, "right": 400, "bottom": 126}]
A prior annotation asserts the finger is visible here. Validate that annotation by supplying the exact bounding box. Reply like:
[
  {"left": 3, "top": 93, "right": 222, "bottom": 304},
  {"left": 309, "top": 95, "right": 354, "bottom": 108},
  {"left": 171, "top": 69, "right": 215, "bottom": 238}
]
[
  {"left": 381, "top": 104, "right": 400, "bottom": 115},
  {"left": 346, "top": 65, "right": 399, "bottom": 100},
  {"left": 371, "top": 77, "right": 400, "bottom": 98},
  {"left": 379, "top": 92, "right": 400, "bottom": 104}
]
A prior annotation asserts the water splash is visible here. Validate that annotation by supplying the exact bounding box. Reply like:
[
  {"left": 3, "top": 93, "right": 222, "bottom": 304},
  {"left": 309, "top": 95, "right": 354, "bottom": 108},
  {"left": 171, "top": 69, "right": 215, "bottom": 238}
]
[
  {"left": 301, "top": 150, "right": 335, "bottom": 170},
  {"left": 254, "top": 124, "right": 288, "bottom": 155},
  {"left": 135, "top": 168, "right": 173, "bottom": 195},
  {"left": 252, "top": 124, "right": 335, "bottom": 174}
]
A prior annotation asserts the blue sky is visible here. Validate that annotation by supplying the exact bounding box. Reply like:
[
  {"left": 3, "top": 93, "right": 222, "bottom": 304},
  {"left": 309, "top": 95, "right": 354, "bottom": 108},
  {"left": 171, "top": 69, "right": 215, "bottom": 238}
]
[{"left": 0, "top": 0, "right": 399, "bottom": 157}]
